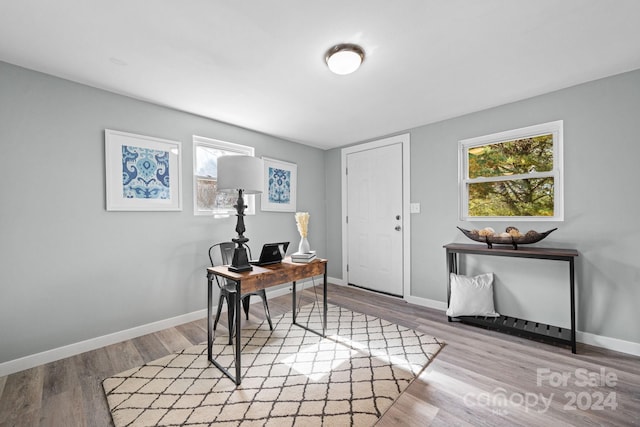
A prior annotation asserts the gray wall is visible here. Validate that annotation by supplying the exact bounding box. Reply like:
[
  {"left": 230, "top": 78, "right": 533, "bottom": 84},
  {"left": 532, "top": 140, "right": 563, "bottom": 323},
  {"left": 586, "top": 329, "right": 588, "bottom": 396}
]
[
  {"left": 327, "top": 68, "right": 640, "bottom": 345},
  {"left": 2, "top": 59, "right": 639, "bottom": 364},
  {"left": 0, "top": 61, "right": 326, "bottom": 364}
]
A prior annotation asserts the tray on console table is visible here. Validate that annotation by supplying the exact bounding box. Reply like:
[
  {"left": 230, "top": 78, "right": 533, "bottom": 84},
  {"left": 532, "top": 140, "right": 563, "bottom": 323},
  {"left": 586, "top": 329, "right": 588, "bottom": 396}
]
[{"left": 443, "top": 243, "right": 579, "bottom": 353}]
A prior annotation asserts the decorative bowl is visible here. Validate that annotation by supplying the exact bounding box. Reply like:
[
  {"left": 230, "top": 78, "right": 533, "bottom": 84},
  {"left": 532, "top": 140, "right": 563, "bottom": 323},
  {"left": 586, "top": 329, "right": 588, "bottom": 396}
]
[{"left": 457, "top": 226, "right": 557, "bottom": 249}]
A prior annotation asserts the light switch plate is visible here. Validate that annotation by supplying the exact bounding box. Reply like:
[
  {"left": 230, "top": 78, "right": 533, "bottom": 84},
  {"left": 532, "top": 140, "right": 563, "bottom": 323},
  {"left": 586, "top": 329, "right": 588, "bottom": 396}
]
[{"left": 410, "top": 202, "right": 421, "bottom": 214}]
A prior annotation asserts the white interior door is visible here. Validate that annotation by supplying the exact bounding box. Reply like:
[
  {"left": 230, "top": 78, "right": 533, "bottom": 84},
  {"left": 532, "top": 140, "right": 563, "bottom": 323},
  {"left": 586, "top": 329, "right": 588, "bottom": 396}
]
[{"left": 346, "top": 142, "right": 403, "bottom": 296}]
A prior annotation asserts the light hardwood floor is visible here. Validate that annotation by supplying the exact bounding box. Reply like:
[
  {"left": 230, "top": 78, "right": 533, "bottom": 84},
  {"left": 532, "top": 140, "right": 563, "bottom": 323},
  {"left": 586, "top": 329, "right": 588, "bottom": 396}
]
[{"left": 1, "top": 284, "right": 638, "bottom": 426}]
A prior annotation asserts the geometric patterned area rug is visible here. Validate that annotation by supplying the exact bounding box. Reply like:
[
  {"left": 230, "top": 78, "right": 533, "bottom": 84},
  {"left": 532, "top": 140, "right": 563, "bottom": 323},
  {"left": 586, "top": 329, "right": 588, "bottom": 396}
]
[{"left": 103, "top": 303, "right": 443, "bottom": 426}]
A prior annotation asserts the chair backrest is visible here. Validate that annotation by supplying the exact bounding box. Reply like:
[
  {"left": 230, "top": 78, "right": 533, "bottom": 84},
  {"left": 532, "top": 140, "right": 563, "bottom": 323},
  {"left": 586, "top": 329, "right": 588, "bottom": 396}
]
[
  {"left": 209, "top": 242, "right": 233, "bottom": 267},
  {"left": 209, "top": 242, "right": 246, "bottom": 288},
  {"left": 208, "top": 242, "right": 253, "bottom": 287}
]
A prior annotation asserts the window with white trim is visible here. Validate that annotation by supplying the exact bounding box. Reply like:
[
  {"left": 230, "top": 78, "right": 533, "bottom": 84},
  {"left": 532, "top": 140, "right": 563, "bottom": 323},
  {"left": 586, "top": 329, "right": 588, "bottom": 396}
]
[
  {"left": 459, "top": 121, "right": 563, "bottom": 221},
  {"left": 193, "top": 136, "right": 255, "bottom": 216}
]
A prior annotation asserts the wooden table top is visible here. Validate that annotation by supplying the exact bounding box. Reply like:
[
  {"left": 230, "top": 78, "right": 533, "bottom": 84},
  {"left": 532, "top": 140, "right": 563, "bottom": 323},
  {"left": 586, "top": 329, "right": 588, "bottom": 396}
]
[{"left": 208, "top": 257, "right": 327, "bottom": 293}]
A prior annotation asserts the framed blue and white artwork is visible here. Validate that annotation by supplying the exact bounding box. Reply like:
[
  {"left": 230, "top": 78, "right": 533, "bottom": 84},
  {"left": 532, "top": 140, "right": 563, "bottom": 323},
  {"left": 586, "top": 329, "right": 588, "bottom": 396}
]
[
  {"left": 105, "top": 129, "right": 183, "bottom": 211},
  {"left": 261, "top": 157, "right": 297, "bottom": 212}
]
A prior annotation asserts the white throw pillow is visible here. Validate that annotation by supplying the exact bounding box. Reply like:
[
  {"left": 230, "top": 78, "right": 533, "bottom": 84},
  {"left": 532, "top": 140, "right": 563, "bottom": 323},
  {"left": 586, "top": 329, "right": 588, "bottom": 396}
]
[{"left": 446, "top": 272, "right": 499, "bottom": 317}]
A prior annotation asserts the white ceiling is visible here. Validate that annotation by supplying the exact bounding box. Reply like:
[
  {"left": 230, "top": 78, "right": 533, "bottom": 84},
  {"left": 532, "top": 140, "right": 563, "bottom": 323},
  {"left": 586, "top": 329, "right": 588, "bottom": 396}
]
[{"left": 2, "top": 1, "right": 640, "bottom": 149}]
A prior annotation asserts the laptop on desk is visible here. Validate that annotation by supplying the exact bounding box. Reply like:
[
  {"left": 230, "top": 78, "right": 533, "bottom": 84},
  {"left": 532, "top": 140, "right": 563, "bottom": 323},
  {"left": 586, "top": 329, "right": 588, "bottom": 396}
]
[{"left": 250, "top": 242, "right": 289, "bottom": 266}]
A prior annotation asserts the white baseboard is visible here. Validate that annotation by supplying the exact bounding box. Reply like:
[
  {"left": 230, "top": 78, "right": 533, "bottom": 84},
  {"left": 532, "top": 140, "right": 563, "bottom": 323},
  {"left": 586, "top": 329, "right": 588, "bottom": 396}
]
[
  {"left": 404, "top": 295, "right": 448, "bottom": 311},
  {"left": 3, "top": 285, "right": 637, "bottom": 377},
  {"left": 328, "top": 276, "right": 347, "bottom": 286},
  {"left": 0, "top": 308, "right": 208, "bottom": 377},
  {"left": 0, "top": 285, "right": 296, "bottom": 377},
  {"left": 404, "top": 294, "right": 640, "bottom": 357},
  {"left": 330, "top": 284, "right": 640, "bottom": 357},
  {"left": 577, "top": 331, "right": 640, "bottom": 357}
]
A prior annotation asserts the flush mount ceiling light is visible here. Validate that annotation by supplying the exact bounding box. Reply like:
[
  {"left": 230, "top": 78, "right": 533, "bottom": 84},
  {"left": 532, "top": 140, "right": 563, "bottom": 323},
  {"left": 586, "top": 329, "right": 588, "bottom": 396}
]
[{"left": 325, "top": 43, "right": 365, "bottom": 75}]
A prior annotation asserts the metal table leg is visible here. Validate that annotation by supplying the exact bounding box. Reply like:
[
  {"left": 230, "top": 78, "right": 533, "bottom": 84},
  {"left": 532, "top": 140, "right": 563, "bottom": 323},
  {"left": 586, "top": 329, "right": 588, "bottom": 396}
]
[
  {"left": 323, "top": 264, "right": 327, "bottom": 336},
  {"left": 292, "top": 280, "right": 297, "bottom": 323},
  {"left": 234, "top": 278, "right": 242, "bottom": 383},
  {"left": 570, "top": 258, "right": 577, "bottom": 354},
  {"left": 207, "top": 272, "right": 213, "bottom": 361},
  {"left": 292, "top": 264, "right": 327, "bottom": 338},
  {"left": 207, "top": 277, "right": 242, "bottom": 385}
]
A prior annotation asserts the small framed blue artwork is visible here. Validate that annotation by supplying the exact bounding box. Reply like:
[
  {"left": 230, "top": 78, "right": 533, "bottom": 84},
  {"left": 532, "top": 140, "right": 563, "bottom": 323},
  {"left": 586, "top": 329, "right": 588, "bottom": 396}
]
[
  {"left": 105, "top": 129, "right": 182, "bottom": 211},
  {"left": 261, "top": 157, "right": 297, "bottom": 212}
]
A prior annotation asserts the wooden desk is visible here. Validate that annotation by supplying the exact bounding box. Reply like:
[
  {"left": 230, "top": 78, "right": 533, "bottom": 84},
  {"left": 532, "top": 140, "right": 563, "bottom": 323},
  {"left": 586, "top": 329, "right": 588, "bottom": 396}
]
[
  {"left": 206, "top": 257, "right": 328, "bottom": 384},
  {"left": 444, "top": 243, "right": 579, "bottom": 353}
]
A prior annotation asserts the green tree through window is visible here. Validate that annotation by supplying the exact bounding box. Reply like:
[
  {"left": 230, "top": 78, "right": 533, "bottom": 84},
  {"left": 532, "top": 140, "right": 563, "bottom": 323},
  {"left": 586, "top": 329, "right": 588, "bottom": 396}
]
[
  {"left": 459, "top": 121, "right": 563, "bottom": 221},
  {"left": 468, "top": 136, "right": 554, "bottom": 216}
]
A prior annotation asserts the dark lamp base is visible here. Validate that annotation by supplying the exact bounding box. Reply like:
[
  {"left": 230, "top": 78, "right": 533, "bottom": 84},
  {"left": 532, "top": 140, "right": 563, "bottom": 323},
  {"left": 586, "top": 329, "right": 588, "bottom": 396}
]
[
  {"left": 228, "top": 264, "right": 253, "bottom": 273},
  {"left": 228, "top": 245, "right": 253, "bottom": 273}
]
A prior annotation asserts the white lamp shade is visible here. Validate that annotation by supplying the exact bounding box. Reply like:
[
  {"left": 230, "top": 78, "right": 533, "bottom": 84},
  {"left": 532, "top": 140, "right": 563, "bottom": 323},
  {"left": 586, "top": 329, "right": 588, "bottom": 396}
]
[{"left": 217, "top": 155, "right": 264, "bottom": 194}]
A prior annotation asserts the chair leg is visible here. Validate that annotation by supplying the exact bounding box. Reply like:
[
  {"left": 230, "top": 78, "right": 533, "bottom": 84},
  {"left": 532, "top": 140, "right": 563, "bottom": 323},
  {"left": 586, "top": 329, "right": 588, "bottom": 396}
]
[
  {"left": 213, "top": 293, "right": 225, "bottom": 331},
  {"left": 226, "top": 293, "right": 235, "bottom": 345},
  {"left": 242, "top": 295, "right": 251, "bottom": 320},
  {"left": 258, "top": 290, "right": 273, "bottom": 331}
]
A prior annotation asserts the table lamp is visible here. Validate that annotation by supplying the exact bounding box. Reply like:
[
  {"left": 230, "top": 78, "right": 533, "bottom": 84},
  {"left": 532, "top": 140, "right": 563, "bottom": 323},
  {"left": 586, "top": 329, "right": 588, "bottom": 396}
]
[{"left": 217, "top": 155, "right": 264, "bottom": 272}]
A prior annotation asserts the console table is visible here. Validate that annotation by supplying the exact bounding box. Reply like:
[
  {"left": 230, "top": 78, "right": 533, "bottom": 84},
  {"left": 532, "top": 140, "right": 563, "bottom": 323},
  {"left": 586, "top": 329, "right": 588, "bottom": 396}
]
[
  {"left": 207, "top": 257, "right": 328, "bottom": 384},
  {"left": 444, "top": 243, "right": 578, "bottom": 353}
]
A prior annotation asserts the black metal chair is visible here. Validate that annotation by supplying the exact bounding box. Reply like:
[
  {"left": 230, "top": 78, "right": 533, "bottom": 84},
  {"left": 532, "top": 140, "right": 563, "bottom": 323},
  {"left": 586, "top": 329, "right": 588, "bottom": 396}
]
[{"left": 208, "top": 242, "right": 273, "bottom": 344}]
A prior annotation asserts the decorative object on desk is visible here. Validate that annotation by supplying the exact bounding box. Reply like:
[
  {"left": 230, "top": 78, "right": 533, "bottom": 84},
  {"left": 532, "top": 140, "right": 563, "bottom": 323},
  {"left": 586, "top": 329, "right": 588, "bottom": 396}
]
[
  {"left": 103, "top": 303, "right": 443, "bottom": 427},
  {"left": 261, "top": 157, "right": 297, "bottom": 212},
  {"left": 217, "top": 155, "right": 264, "bottom": 272},
  {"left": 294, "top": 211, "right": 311, "bottom": 253},
  {"left": 446, "top": 272, "right": 499, "bottom": 318},
  {"left": 291, "top": 250, "right": 316, "bottom": 263},
  {"left": 457, "top": 226, "right": 558, "bottom": 249},
  {"left": 104, "top": 129, "right": 182, "bottom": 211}
]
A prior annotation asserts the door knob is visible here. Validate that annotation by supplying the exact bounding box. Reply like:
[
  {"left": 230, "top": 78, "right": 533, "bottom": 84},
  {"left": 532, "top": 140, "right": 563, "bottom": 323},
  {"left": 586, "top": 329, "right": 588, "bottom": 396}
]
[
  {"left": 396, "top": 215, "right": 401, "bottom": 220},
  {"left": 395, "top": 226, "right": 401, "bottom": 231}
]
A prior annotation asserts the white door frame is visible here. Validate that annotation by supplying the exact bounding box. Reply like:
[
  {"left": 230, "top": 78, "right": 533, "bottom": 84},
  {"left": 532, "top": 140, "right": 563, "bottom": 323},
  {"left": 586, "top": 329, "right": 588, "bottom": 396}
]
[{"left": 341, "top": 133, "right": 411, "bottom": 300}]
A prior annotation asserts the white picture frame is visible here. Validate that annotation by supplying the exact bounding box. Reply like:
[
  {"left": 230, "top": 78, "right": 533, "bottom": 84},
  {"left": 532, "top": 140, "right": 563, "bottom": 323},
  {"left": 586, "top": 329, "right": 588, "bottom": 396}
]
[
  {"left": 261, "top": 157, "right": 297, "bottom": 212},
  {"left": 105, "top": 129, "right": 182, "bottom": 211}
]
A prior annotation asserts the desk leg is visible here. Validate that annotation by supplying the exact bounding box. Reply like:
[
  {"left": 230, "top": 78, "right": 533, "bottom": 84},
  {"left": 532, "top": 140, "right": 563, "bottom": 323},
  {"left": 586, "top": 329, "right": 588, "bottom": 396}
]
[
  {"left": 291, "top": 272, "right": 326, "bottom": 338},
  {"left": 292, "top": 280, "right": 297, "bottom": 323},
  {"left": 207, "top": 275, "right": 242, "bottom": 385},
  {"left": 234, "top": 279, "right": 242, "bottom": 384},
  {"left": 207, "top": 272, "right": 213, "bottom": 361},
  {"left": 446, "top": 251, "right": 456, "bottom": 322},
  {"left": 323, "top": 264, "right": 327, "bottom": 337},
  {"left": 570, "top": 259, "right": 577, "bottom": 354}
]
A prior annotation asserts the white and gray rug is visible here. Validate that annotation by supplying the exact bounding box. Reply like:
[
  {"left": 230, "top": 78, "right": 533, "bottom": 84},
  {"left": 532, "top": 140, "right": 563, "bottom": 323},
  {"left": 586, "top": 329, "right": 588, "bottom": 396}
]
[{"left": 103, "top": 303, "right": 443, "bottom": 426}]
